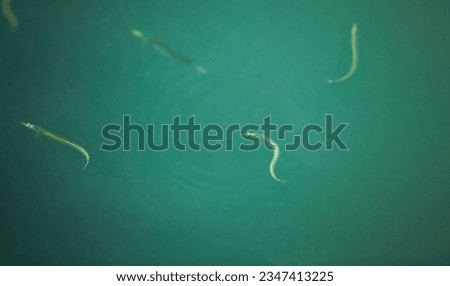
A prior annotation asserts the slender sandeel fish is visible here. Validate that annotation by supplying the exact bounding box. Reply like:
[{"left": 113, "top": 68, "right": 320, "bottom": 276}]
[
  {"left": 328, "top": 23, "right": 358, "bottom": 83},
  {"left": 21, "top": 122, "right": 90, "bottom": 170},
  {"left": 131, "top": 29, "right": 206, "bottom": 74},
  {"left": 243, "top": 131, "right": 285, "bottom": 183}
]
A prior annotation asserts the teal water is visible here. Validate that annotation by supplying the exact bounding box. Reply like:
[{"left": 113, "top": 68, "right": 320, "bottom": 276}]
[{"left": 1, "top": 0, "right": 449, "bottom": 265}]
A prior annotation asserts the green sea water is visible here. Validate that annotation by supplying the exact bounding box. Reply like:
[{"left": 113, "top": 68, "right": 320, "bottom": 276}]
[{"left": 1, "top": 0, "right": 449, "bottom": 265}]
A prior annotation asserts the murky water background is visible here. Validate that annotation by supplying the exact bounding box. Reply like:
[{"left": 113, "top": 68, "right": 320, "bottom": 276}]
[{"left": 1, "top": 0, "right": 449, "bottom": 265}]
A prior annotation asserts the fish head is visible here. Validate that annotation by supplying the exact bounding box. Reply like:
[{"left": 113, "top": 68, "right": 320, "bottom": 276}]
[
  {"left": 242, "top": 131, "right": 258, "bottom": 138},
  {"left": 131, "top": 29, "right": 144, "bottom": 39},
  {"left": 20, "top": 122, "right": 36, "bottom": 130}
]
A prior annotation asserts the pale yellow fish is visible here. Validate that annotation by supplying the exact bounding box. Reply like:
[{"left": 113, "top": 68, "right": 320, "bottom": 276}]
[
  {"left": 243, "top": 131, "right": 285, "bottom": 183},
  {"left": 21, "top": 122, "right": 90, "bottom": 170},
  {"left": 328, "top": 23, "right": 358, "bottom": 83}
]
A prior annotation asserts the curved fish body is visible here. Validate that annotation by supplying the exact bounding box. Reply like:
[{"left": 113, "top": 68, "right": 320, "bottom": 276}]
[
  {"left": 243, "top": 131, "right": 285, "bottom": 183},
  {"left": 131, "top": 29, "right": 206, "bottom": 74},
  {"left": 328, "top": 23, "right": 358, "bottom": 83},
  {"left": 21, "top": 122, "right": 90, "bottom": 170}
]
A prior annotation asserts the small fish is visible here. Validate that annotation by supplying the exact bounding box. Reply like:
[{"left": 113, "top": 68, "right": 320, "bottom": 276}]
[
  {"left": 243, "top": 131, "right": 285, "bottom": 183},
  {"left": 328, "top": 23, "right": 358, "bottom": 83},
  {"left": 131, "top": 29, "right": 206, "bottom": 74},
  {"left": 21, "top": 122, "right": 90, "bottom": 170}
]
